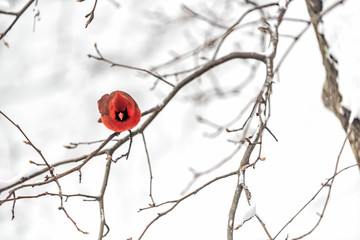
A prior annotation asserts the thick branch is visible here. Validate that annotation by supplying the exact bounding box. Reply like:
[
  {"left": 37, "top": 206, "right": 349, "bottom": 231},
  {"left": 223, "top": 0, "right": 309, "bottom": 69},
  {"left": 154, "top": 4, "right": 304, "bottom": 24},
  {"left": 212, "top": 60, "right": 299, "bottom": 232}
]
[{"left": 305, "top": 0, "right": 360, "bottom": 168}]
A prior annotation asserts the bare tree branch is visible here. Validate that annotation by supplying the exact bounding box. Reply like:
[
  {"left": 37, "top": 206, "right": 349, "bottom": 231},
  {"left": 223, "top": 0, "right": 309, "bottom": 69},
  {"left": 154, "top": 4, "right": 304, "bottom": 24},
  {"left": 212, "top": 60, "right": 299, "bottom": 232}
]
[
  {"left": 0, "top": 0, "right": 36, "bottom": 40},
  {"left": 137, "top": 171, "right": 238, "bottom": 240},
  {"left": 274, "top": 134, "right": 356, "bottom": 239},
  {"left": 305, "top": 0, "right": 360, "bottom": 168},
  {"left": 141, "top": 132, "right": 155, "bottom": 206},
  {"left": 0, "top": 111, "right": 88, "bottom": 234},
  {"left": 227, "top": 1, "right": 290, "bottom": 238},
  {"left": 88, "top": 43, "right": 175, "bottom": 88},
  {"left": 97, "top": 157, "right": 112, "bottom": 240},
  {"left": 293, "top": 129, "right": 350, "bottom": 239}
]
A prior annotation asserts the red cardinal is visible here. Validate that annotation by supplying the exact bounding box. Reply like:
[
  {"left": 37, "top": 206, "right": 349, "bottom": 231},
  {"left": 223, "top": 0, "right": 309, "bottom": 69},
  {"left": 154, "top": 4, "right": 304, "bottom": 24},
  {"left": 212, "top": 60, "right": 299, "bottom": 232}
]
[{"left": 98, "top": 90, "right": 141, "bottom": 132}]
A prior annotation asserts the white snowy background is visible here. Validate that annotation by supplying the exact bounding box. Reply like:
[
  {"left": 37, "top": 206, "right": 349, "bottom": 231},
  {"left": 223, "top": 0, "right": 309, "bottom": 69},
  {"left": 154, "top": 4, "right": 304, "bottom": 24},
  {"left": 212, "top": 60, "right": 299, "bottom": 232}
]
[{"left": 0, "top": 0, "right": 360, "bottom": 240}]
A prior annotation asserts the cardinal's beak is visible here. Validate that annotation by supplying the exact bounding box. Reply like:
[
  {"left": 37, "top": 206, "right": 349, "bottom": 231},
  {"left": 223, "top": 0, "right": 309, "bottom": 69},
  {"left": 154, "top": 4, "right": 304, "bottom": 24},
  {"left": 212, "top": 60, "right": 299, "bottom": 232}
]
[{"left": 118, "top": 112, "right": 124, "bottom": 120}]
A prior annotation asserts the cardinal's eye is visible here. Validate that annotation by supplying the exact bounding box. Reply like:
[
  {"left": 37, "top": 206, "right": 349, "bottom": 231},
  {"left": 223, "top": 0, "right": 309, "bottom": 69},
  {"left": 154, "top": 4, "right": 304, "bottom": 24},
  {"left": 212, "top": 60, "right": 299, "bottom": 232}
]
[{"left": 115, "top": 108, "right": 129, "bottom": 122}]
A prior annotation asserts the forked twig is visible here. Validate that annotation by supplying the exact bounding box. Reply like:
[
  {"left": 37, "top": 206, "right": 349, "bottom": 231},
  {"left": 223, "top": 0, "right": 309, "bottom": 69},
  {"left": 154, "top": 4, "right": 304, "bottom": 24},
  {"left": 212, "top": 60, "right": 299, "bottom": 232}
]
[
  {"left": 292, "top": 130, "right": 350, "bottom": 239},
  {"left": 88, "top": 43, "right": 175, "bottom": 88},
  {"left": 0, "top": 111, "right": 88, "bottom": 234},
  {"left": 0, "top": 0, "right": 36, "bottom": 40},
  {"left": 274, "top": 130, "right": 352, "bottom": 239},
  {"left": 137, "top": 171, "right": 238, "bottom": 240}
]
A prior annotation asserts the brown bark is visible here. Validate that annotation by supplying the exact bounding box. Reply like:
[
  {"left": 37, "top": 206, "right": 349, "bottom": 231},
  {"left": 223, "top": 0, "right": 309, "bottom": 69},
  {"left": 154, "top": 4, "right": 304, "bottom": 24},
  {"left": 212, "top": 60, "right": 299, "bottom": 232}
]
[{"left": 306, "top": 0, "right": 360, "bottom": 168}]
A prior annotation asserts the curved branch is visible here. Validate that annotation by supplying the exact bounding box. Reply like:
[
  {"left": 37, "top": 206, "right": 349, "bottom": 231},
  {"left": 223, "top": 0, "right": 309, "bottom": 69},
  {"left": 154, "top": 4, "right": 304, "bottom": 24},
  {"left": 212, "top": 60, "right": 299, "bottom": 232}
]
[
  {"left": 108, "top": 51, "right": 266, "bottom": 154},
  {"left": 227, "top": 1, "right": 290, "bottom": 239}
]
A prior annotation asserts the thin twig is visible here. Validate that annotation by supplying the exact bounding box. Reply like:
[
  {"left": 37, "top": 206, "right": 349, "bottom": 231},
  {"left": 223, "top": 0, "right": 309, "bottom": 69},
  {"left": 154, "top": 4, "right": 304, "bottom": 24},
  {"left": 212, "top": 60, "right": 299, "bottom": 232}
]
[
  {"left": 212, "top": 2, "right": 278, "bottom": 60},
  {"left": 97, "top": 158, "right": 112, "bottom": 240},
  {"left": 64, "top": 139, "right": 118, "bottom": 149},
  {"left": 112, "top": 130, "right": 133, "bottom": 161},
  {"left": 148, "top": 15, "right": 307, "bottom": 73},
  {"left": 0, "top": 112, "right": 55, "bottom": 185},
  {"left": 197, "top": 95, "right": 257, "bottom": 138},
  {"left": 264, "top": 126, "right": 278, "bottom": 142},
  {"left": 292, "top": 130, "right": 350, "bottom": 239},
  {"left": 11, "top": 192, "right": 16, "bottom": 220},
  {"left": 234, "top": 177, "right": 273, "bottom": 239},
  {"left": 0, "top": 0, "right": 36, "bottom": 40},
  {"left": 1, "top": 192, "right": 98, "bottom": 205},
  {"left": 0, "top": 132, "right": 119, "bottom": 203},
  {"left": 275, "top": 0, "right": 345, "bottom": 76},
  {"left": 59, "top": 206, "right": 89, "bottom": 234},
  {"left": 274, "top": 23, "right": 310, "bottom": 75},
  {"left": 181, "top": 4, "right": 229, "bottom": 29},
  {"left": 256, "top": 215, "right": 273, "bottom": 240},
  {"left": 0, "top": 111, "right": 66, "bottom": 224},
  {"left": 88, "top": 43, "right": 175, "bottom": 88},
  {"left": 137, "top": 171, "right": 238, "bottom": 240},
  {"left": 84, "top": 0, "right": 98, "bottom": 28},
  {"left": 181, "top": 144, "right": 243, "bottom": 195},
  {"left": 0, "top": 150, "right": 106, "bottom": 193},
  {"left": 274, "top": 131, "right": 352, "bottom": 239},
  {"left": 141, "top": 104, "right": 163, "bottom": 117},
  {"left": 226, "top": 96, "right": 259, "bottom": 132},
  {"left": 141, "top": 132, "right": 155, "bottom": 206},
  {"left": 227, "top": 133, "right": 260, "bottom": 239}
]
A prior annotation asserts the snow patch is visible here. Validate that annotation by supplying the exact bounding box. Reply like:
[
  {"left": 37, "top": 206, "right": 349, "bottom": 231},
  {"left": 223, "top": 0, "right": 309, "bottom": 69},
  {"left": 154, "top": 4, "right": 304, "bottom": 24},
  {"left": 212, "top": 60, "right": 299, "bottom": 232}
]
[
  {"left": 278, "top": 0, "right": 287, "bottom": 10},
  {"left": 228, "top": 219, "right": 233, "bottom": 227},
  {"left": 100, "top": 208, "right": 105, "bottom": 221},
  {"left": 238, "top": 171, "right": 244, "bottom": 185},
  {"left": 239, "top": 202, "right": 256, "bottom": 225}
]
